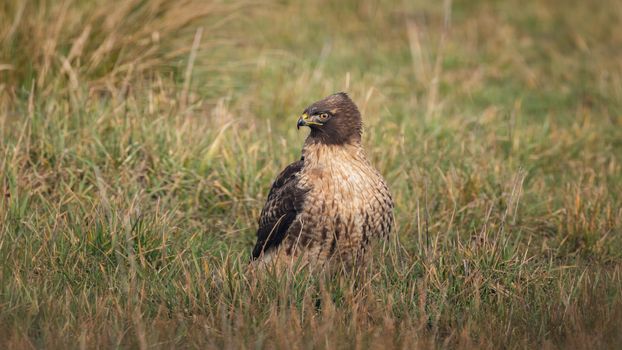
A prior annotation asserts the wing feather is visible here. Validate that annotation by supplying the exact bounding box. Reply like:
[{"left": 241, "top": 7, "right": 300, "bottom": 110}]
[{"left": 252, "top": 158, "right": 306, "bottom": 259}]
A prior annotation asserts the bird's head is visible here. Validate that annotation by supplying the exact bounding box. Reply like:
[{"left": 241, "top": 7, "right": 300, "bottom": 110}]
[{"left": 297, "top": 92, "right": 362, "bottom": 145}]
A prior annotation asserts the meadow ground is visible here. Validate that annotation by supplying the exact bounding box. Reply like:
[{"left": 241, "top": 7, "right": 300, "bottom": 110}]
[{"left": 1, "top": 0, "right": 621, "bottom": 348}]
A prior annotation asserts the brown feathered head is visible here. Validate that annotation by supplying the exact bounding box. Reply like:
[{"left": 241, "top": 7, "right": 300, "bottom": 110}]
[{"left": 297, "top": 92, "right": 362, "bottom": 145}]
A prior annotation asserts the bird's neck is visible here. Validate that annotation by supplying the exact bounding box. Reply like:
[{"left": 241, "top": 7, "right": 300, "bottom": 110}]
[
  {"left": 301, "top": 141, "right": 366, "bottom": 168},
  {"left": 307, "top": 126, "right": 362, "bottom": 145}
]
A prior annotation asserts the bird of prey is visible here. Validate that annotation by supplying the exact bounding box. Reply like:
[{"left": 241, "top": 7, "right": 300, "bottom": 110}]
[{"left": 251, "top": 92, "right": 393, "bottom": 271}]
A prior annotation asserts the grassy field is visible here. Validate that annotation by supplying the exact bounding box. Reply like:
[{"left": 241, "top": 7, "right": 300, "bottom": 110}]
[{"left": 1, "top": 0, "right": 622, "bottom": 348}]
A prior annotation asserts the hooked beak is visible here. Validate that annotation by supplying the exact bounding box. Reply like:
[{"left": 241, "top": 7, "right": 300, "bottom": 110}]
[{"left": 296, "top": 113, "right": 323, "bottom": 129}]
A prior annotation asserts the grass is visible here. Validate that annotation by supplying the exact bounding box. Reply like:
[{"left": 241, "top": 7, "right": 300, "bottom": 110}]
[{"left": 1, "top": 0, "right": 622, "bottom": 348}]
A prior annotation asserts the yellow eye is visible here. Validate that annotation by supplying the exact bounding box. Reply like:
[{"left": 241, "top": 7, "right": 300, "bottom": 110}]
[{"left": 318, "top": 113, "right": 330, "bottom": 121}]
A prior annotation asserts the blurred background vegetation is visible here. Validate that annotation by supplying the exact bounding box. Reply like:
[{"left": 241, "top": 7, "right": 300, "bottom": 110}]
[{"left": 1, "top": 0, "right": 621, "bottom": 348}]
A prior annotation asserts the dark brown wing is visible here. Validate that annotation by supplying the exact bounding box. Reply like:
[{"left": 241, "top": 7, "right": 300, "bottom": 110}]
[{"left": 252, "top": 158, "right": 306, "bottom": 259}]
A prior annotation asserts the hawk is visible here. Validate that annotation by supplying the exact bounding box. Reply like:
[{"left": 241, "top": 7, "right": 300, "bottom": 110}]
[{"left": 251, "top": 92, "right": 393, "bottom": 270}]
